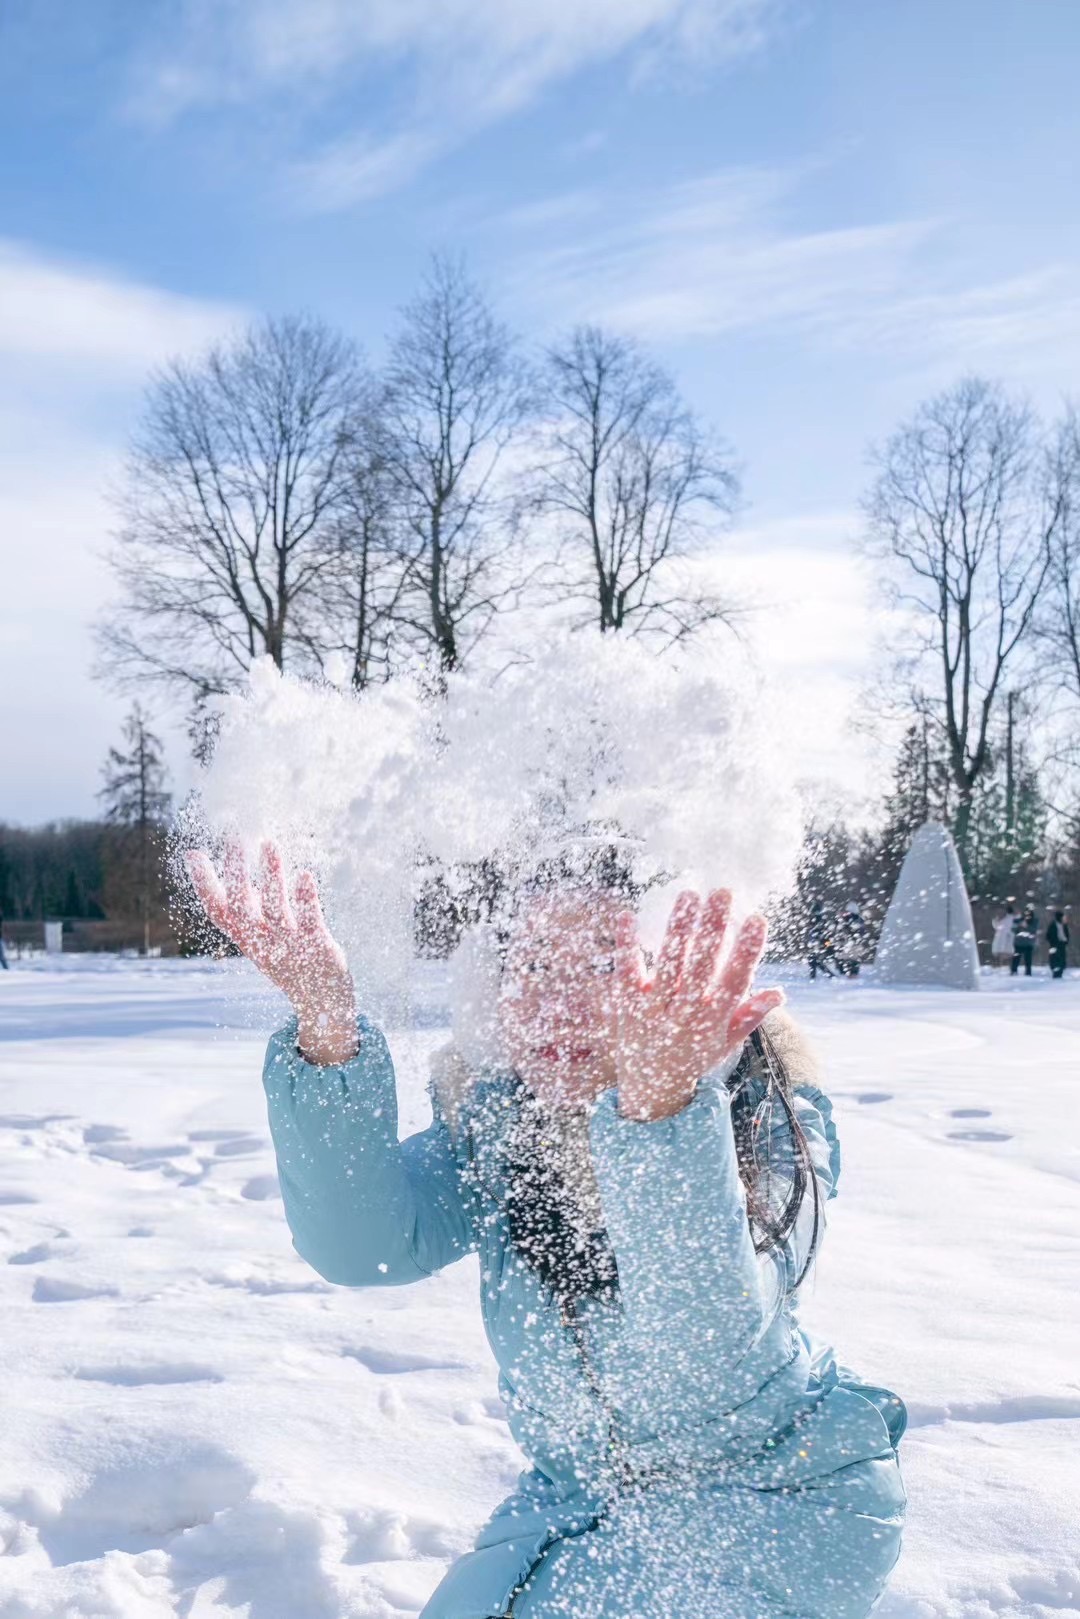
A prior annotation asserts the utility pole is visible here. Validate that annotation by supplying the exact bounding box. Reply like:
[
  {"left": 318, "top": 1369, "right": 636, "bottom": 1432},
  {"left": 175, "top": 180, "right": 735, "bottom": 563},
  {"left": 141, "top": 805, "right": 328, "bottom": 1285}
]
[{"left": 1004, "top": 689, "right": 1017, "bottom": 849}]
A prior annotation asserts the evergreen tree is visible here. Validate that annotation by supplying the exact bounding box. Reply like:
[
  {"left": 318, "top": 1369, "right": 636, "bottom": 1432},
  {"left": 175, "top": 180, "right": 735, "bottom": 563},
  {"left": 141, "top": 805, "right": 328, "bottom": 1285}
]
[
  {"left": 965, "top": 753, "right": 1046, "bottom": 903},
  {"left": 857, "top": 717, "right": 954, "bottom": 931},
  {"left": 877, "top": 718, "right": 951, "bottom": 865},
  {"left": 99, "top": 705, "right": 172, "bottom": 955},
  {"left": 768, "top": 817, "right": 869, "bottom": 962}
]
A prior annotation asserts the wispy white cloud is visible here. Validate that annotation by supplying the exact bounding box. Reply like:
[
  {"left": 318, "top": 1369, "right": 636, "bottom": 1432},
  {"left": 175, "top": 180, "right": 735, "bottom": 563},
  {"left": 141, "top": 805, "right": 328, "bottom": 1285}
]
[
  {"left": 501, "top": 164, "right": 1080, "bottom": 373},
  {"left": 127, "top": 0, "right": 782, "bottom": 206},
  {"left": 854, "top": 268, "right": 1080, "bottom": 366},
  {"left": 290, "top": 130, "right": 441, "bottom": 212},
  {"left": 499, "top": 191, "right": 602, "bottom": 233},
  {"left": 501, "top": 165, "right": 926, "bottom": 333},
  {"left": 0, "top": 240, "right": 241, "bottom": 374}
]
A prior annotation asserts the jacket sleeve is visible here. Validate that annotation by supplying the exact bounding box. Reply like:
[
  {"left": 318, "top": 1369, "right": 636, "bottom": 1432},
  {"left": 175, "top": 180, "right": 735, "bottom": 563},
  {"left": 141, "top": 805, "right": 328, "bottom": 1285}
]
[
  {"left": 262, "top": 1015, "right": 476, "bottom": 1287},
  {"left": 587, "top": 1052, "right": 839, "bottom": 1346}
]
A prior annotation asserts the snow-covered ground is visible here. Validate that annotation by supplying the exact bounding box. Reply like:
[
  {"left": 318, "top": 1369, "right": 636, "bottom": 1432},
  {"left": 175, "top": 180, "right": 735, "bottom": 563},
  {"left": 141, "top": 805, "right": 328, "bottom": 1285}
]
[{"left": 0, "top": 956, "right": 1077, "bottom": 1619}]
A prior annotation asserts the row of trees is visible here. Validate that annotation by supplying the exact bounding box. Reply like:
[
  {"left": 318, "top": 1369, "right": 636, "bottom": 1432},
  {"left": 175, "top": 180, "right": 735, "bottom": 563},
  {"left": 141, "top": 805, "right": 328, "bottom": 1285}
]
[
  {"left": 779, "top": 376, "right": 1080, "bottom": 956},
  {"left": 96, "top": 259, "right": 740, "bottom": 748},
  {"left": 862, "top": 377, "right": 1080, "bottom": 860},
  {"left": 774, "top": 715, "right": 1061, "bottom": 964},
  {"left": 1, "top": 706, "right": 174, "bottom": 953},
  {"left": 43, "top": 267, "right": 1080, "bottom": 959}
]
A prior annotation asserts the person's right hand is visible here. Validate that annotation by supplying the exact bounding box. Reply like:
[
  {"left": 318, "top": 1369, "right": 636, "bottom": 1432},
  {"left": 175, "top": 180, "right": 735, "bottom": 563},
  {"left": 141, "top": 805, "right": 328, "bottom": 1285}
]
[{"left": 186, "top": 841, "right": 359, "bottom": 1066}]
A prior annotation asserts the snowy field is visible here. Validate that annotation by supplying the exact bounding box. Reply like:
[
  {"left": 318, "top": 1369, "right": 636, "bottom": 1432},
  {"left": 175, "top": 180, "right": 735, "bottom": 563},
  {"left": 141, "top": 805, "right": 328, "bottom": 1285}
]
[{"left": 0, "top": 956, "right": 1077, "bottom": 1619}]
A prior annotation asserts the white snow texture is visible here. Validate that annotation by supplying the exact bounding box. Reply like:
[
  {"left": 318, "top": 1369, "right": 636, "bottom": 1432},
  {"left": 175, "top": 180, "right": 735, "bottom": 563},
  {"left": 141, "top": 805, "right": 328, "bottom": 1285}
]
[
  {"left": 194, "top": 639, "right": 802, "bottom": 1013},
  {"left": 0, "top": 955, "right": 1076, "bottom": 1618}
]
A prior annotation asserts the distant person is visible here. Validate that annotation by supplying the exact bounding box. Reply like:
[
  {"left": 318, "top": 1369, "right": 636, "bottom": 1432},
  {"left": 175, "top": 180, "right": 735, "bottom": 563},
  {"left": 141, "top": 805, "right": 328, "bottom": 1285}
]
[
  {"left": 837, "top": 901, "right": 867, "bottom": 976},
  {"left": 1010, "top": 906, "right": 1038, "bottom": 977},
  {"left": 991, "top": 901, "right": 1017, "bottom": 966},
  {"left": 807, "top": 897, "right": 837, "bottom": 980},
  {"left": 1046, "top": 910, "right": 1070, "bottom": 979},
  {"left": 0, "top": 910, "right": 8, "bottom": 970},
  {"left": 839, "top": 900, "right": 867, "bottom": 942}
]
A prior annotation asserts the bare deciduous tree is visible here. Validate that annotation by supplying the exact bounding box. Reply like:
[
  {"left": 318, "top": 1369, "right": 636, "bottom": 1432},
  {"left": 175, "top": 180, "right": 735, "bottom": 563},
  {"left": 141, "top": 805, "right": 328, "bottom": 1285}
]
[
  {"left": 534, "top": 326, "right": 740, "bottom": 643},
  {"left": 295, "top": 411, "right": 413, "bottom": 690},
  {"left": 378, "top": 256, "right": 531, "bottom": 674},
  {"left": 1040, "top": 406, "right": 1080, "bottom": 711},
  {"left": 864, "top": 376, "right": 1058, "bottom": 854},
  {"left": 97, "top": 315, "right": 365, "bottom": 715}
]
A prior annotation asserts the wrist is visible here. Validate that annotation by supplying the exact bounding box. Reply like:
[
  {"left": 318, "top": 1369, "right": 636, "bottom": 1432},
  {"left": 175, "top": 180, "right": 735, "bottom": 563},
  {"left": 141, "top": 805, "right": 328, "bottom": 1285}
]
[
  {"left": 294, "top": 993, "right": 359, "bottom": 1067},
  {"left": 616, "top": 1069, "right": 697, "bottom": 1122}
]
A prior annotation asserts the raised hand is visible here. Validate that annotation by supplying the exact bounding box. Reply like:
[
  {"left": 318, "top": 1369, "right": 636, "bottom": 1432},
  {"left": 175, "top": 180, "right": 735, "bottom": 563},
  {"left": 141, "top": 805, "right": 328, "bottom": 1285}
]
[
  {"left": 612, "top": 889, "right": 784, "bottom": 1122},
  {"left": 186, "top": 841, "right": 359, "bottom": 1066}
]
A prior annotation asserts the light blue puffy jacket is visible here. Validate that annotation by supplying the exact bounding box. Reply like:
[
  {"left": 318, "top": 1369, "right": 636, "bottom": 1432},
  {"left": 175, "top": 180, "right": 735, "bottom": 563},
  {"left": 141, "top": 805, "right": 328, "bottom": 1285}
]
[{"left": 263, "top": 1015, "right": 906, "bottom": 1619}]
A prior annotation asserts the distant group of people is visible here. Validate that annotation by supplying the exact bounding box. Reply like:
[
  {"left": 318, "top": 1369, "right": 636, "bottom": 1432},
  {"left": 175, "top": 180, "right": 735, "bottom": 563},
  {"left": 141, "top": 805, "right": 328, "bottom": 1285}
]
[
  {"left": 806, "top": 895, "right": 1072, "bottom": 982},
  {"left": 806, "top": 898, "right": 867, "bottom": 979},
  {"left": 992, "top": 902, "right": 1071, "bottom": 978}
]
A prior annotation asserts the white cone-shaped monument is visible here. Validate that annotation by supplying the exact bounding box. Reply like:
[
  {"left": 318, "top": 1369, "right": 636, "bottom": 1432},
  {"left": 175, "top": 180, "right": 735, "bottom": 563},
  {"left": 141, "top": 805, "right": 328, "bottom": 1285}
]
[{"left": 874, "top": 820, "right": 980, "bottom": 990}]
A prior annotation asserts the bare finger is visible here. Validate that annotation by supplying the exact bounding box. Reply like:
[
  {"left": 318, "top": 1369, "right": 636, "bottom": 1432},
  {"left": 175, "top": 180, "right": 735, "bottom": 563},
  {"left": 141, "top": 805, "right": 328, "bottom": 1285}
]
[
  {"left": 186, "top": 849, "right": 227, "bottom": 923},
  {"left": 653, "top": 891, "right": 699, "bottom": 999},
  {"left": 258, "top": 841, "right": 293, "bottom": 932},
  {"left": 717, "top": 913, "right": 768, "bottom": 1008},
  {"left": 293, "top": 869, "right": 328, "bottom": 937},
  {"left": 680, "top": 888, "right": 732, "bottom": 999},
  {"left": 726, "top": 987, "right": 785, "bottom": 1051},
  {"left": 613, "top": 910, "right": 648, "bottom": 996},
  {"left": 223, "top": 839, "right": 261, "bottom": 925},
  {"left": 185, "top": 850, "right": 254, "bottom": 952}
]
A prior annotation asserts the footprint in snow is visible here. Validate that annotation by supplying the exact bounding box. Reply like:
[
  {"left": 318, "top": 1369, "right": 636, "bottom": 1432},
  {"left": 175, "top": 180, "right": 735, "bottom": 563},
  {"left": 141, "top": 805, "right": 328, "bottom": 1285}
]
[
  {"left": 32, "top": 1277, "right": 120, "bottom": 1303},
  {"left": 187, "top": 1128, "right": 250, "bottom": 1142},
  {"left": 241, "top": 1174, "right": 281, "bottom": 1201},
  {"left": 0, "top": 1114, "right": 75, "bottom": 1130},
  {"left": 73, "top": 1363, "right": 224, "bottom": 1386},
  {"left": 854, "top": 1092, "right": 893, "bottom": 1105},
  {"left": 212, "top": 1136, "right": 267, "bottom": 1157},
  {"left": 89, "top": 1141, "right": 192, "bottom": 1166},
  {"left": 0, "top": 1192, "right": 39, "bottom": 1206},
  {"left": 949, "top": 1108, "right": 992, "bottom": 1119},
  {"left": 947, "top": 1129, "right": 1012, "bottom": 1142},
  {"left": 8, "top": 1241, "right": 54, "bottom": 1265},
  {"left": 82, "top": 1124, "right": 128, "bottom": 1145},
  {"left": 343, "top": 1346, "right": 468, "bottom": 1375}
]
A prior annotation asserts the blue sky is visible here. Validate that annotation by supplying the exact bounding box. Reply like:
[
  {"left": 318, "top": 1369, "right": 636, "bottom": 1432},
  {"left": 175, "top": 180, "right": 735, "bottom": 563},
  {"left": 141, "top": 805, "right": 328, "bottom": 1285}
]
[{"left": 4, "top": 0, "right": 1080, "bottom": 822}]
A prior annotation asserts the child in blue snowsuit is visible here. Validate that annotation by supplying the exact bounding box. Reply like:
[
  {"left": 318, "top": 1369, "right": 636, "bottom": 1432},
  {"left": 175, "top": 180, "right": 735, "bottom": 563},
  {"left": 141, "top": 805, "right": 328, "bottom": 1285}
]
[{"left": 189, "top": 849, "right": 906, "bottom": 1619}]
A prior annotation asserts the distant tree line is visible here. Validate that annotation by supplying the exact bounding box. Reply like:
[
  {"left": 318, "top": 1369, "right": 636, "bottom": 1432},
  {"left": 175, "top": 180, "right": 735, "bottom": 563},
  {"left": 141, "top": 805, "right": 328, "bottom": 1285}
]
[
  {"left": 1, "top": 705, "right": 206, "bottom": 955},
  {"left": 775, "top": 376, "right": 1080, "bottom": 964},
  {"left": 22, "top": 266, "right": 1080, "bottom": 962}
]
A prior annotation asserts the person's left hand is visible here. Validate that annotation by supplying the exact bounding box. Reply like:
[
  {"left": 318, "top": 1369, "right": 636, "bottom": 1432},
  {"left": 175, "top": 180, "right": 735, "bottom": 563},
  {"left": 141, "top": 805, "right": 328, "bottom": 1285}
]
[{"left": 612, "top": 889, "right": 784, "bottom": 1122}]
